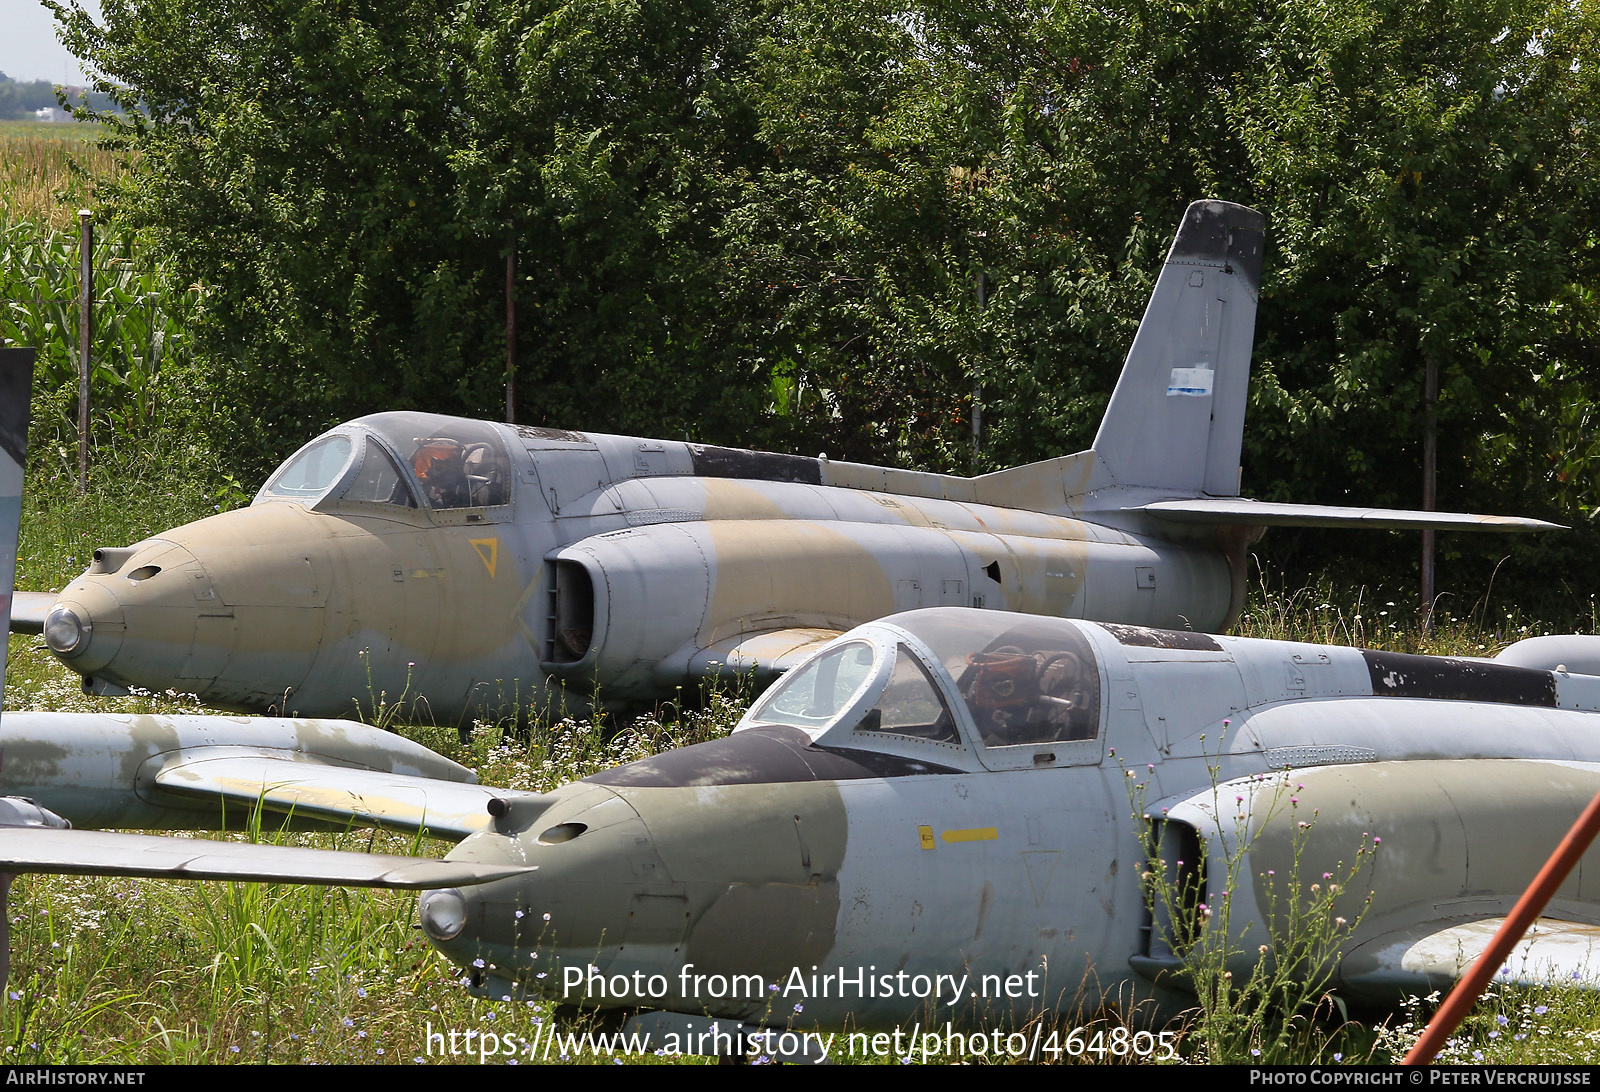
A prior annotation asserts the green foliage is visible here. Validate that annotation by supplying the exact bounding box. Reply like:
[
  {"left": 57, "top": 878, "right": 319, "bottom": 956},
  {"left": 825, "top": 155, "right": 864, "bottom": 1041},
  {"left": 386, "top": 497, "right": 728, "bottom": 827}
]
[
  {"left": 38, "top": 0, "right": 1600, "bottom": 605},
  {"left": 0, "top": 213, "right": 205, "bottom": 480},
  {"left": 1228, "top": 0, "right": 1600, "bottom": 597}
]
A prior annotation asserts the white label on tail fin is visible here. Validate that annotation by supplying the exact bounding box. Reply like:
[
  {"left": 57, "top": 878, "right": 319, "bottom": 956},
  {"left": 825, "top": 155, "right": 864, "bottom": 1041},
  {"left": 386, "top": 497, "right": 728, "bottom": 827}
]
[{"left": 1167, "top": 367, "right": 1214, "bottom": 397}]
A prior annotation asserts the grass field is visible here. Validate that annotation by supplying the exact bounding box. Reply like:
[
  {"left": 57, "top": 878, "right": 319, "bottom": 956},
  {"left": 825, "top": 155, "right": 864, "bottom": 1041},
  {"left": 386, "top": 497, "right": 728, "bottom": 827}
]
[{"left": 0, "top": 119, "right": 125, "bottom": 230}]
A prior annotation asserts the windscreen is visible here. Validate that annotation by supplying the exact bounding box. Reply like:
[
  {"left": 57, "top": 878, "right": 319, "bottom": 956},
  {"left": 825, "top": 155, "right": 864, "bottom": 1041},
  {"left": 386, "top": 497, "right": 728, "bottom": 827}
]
[
  {"left": 854, "top": 644, "right": 958, "bottom": 743},
  {"left": 747, "top": 641, "right": 877, "bottom": 731},
  {"left": 340, "top": 437, "right": 418, "bottom": 507},
  {"left": 259, "top": 435, "right": 355, "bottom": 501}
]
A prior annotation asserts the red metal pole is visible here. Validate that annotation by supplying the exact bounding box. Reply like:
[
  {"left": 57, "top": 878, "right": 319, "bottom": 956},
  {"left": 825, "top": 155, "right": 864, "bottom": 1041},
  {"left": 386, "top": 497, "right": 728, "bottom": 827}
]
[{"left": 1405, "top": 784, "right": 1600, "bottom": 1063}]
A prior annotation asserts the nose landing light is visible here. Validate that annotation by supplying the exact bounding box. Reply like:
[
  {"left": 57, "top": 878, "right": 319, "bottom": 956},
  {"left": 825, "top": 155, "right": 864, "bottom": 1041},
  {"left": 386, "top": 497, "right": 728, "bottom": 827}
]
[
  {"left": 43, "top": 606, "right": 88, "bottom": 656},
  {"left": 420, "top": 888, "right": 468, "bottom": 942}
]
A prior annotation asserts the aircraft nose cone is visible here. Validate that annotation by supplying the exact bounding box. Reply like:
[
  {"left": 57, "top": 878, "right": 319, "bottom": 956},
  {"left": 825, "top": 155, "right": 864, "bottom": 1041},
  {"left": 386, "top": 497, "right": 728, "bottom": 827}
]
[
  {"left": 47, "top": 537, "right": 220, "bottom": 689},
  {"left": 42, "top": 584, "right": 124, "bottom": 671},
  {"left": 422, "top": 784, "right": 670, "bottom": 997},
  {"left": 45, "top": 505, "right": 339, "bottom": 709}
]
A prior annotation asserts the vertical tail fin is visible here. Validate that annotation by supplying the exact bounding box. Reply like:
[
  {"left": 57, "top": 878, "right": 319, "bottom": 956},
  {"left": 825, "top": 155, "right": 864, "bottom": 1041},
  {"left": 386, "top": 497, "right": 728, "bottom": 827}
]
[
  {"left": 0, "top": 348, "right": 34, "bottom": 718},
  {"left": 1091, "top": 200, "right": 1265, "bottom": 497}
]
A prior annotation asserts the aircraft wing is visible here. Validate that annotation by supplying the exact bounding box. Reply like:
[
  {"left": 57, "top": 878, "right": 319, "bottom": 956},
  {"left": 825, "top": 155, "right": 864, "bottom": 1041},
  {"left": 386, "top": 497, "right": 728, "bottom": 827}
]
[
  {"left": 152, "top": 754, "right": 551, "bottom": 841},
  {"left": 1137, "top": 498, "right": 1563, "bottom": 532},
  {"left": 1340, "top": 917, "right": 1600, "bottom": 998},
  {"left": 684, "top": 627, "right": 842, "bottom": 680},
  {"left": 8, "top": 590, "right": 50, "bottom": 634},
  {"left": 0, "top": 826, "right": 523, "bottom": 888}
]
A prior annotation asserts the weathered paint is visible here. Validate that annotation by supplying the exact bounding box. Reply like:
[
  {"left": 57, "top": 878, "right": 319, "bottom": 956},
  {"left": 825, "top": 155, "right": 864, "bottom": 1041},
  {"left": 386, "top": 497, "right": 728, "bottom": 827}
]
[
  {"left": 0, "top": 711, "right": 481, "bottom": 831},
  {"left": 397, "top": 608, "right": 1600, "bottom": 1030}
]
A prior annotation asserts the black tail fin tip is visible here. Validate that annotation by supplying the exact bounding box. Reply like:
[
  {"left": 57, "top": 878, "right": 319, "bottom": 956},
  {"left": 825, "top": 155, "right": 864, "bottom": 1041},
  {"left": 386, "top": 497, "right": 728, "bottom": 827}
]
[
  {"left": 1171, "top": 200, "right": 1266, "bottom": 294},
  {"left": 0, "top": 348, "right": 32, "bottom": 473}
]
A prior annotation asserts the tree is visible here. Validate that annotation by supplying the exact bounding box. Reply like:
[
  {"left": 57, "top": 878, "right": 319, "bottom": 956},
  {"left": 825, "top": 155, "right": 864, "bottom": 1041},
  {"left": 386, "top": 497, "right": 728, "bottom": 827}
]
[
  {"left": 50, "top": 0, "right": 1600, "bottom": 617},
  {"left": 1225, "top": 0, "right": 1600, "bottom": 604},
  {"left": 52, "top": 0, "right": 806, "bottom": 469}
]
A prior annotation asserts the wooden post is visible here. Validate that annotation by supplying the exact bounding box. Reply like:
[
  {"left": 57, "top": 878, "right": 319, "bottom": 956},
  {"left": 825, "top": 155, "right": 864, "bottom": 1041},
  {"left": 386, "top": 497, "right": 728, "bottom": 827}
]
[
  {"left": 972, "top": 268, "right": 984, "bottom": 462},
  {"left": 1421, "top": 356, "right": 1438, "bottom": 630},
  {"left": 505, "top": 244, "right": 516, "bottom": 425},
  {"left": 77, "top": 208, "right": 92, "bottom": 493}
]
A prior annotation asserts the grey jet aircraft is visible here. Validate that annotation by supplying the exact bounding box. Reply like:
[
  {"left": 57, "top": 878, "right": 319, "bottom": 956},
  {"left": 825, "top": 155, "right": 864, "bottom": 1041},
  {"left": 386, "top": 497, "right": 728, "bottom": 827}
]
[
  {"left": 19, "top": 200, "right": 1558, "bottom": 725},
  {"left": 10, "top": 607, "right": 1600, "bottom": 1050},
  {"left": 0, "top": 348, "right": 523, "bottom": 984},
  {"left": 3, "top": 346, "right": 1599, "bottom": 1054}
]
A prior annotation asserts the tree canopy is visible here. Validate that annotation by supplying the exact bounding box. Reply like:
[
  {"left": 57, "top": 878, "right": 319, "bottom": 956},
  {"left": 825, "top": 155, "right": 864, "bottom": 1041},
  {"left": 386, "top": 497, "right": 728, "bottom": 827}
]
[{"left": 48, "top": 0, "right": 1600, "bottom": 612}]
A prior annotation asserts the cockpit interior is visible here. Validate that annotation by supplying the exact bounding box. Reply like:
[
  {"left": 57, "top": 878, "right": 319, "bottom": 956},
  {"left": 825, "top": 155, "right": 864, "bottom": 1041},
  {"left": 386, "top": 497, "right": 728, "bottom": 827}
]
[{"left": 740, "top": 609, "right": 1105, "bottom": 770}]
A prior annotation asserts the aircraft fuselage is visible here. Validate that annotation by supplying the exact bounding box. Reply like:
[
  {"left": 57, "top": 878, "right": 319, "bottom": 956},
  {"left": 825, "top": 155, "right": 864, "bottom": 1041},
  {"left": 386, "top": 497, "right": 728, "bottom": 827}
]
[
  {"left": 421, "top": 611, "right": 1600, "bottom": 1028},
  {"left": 45, "top": 415, "right": 1232, "bottom": 723}
]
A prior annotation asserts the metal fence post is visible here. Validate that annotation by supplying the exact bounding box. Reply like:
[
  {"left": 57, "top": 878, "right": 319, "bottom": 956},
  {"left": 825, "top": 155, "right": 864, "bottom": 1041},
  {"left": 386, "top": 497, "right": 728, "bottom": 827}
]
[{"left": 77, "top": 208, "right": 92, "bottom": 493}]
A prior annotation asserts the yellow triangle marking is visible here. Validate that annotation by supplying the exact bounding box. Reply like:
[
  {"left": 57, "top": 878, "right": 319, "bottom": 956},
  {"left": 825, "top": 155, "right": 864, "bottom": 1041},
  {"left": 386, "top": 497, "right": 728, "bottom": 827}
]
[
  {"left": 940, "top": 826, "right": 998, "bottom": 844},
  {"left": 470, "top": 537, "right": 499, "bottom": 579}
]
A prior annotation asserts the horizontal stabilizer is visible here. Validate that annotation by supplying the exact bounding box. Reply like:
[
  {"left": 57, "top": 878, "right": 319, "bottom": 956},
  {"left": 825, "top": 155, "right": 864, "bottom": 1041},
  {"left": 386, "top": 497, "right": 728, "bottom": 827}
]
[
  {"left": 1341, "top": 917, "right": 1600, "bottom": 998},
  {"left": 153, "top": 754, "right": 548, "bottom": 841},
  {"left": 9, "top": 591, "right": 51, "bottom": 635},
  {"left": 0, "top": 827, "right": 524, "bottom": 888},
  {"left": 1137, "top": 497, "right": 1563, "bottom": 532}
]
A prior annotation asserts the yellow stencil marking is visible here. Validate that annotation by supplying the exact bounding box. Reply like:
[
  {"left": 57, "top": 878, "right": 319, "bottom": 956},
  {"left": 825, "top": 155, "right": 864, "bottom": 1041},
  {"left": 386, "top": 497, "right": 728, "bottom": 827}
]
[
  {"left": 470, "top": 537, "right": 499, "bottom": 579},
  {"left": 918, "top": 825, "right": 935, "bottom": 850},
  {"left": 941, "top": 827, "right": 998, "bottom": 844}
]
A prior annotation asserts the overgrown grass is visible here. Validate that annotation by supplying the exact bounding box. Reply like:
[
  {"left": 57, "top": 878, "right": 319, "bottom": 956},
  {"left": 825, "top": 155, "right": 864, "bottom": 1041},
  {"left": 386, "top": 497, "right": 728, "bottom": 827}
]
[{"left": 1233, "top": 568, "right": 1576, "bottom": 657}]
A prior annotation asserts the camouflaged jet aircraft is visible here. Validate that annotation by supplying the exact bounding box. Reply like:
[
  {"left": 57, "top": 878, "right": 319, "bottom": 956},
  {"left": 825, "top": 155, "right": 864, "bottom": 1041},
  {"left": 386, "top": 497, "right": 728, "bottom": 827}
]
[
  {"left": 13, "top": 603, "right": 1600, "bottom": 1052},
  {"left": 17, "top": 200, "right": 1558, "bottom": 725},
  {"left": 4, "top": 346, "right": 1600, "bottom": 1052},
  {"left": 400, "top": 610, "right": 1600, "bottom": 1041},
  {"left": 0, "top": 348, "right": 523, "bottom": 984}
]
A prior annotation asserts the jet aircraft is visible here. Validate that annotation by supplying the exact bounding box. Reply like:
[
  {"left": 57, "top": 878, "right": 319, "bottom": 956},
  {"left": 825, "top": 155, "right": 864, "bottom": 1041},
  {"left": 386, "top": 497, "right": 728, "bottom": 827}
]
[
  {"left": 10, "top": 602, "right": 1600, "bottom": 1052},
  {"left": 0, "top": 349, "right": 523, "bottom": 984},
  {"left": 2, "top": 346, "right": 1598, "bottom": 1055},
  {"left": 21, "top": 200, "right": 1558, "bottom": 724}
]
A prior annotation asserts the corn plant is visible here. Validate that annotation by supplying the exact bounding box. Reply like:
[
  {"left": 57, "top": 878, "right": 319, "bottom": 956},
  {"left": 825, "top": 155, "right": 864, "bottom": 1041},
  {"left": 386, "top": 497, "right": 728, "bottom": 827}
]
[{"left": 0, "top": 213, "right": 201, "bottom": 472}]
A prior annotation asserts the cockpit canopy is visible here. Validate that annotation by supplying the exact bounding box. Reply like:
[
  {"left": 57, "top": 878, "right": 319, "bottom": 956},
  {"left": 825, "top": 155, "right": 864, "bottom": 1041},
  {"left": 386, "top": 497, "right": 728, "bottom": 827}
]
[
  {"left": 256, "top": 412, "right": 513, "bottom": 513},
  {"left": 739, "top": 609, "right": 1104, "bottom": 769}
]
